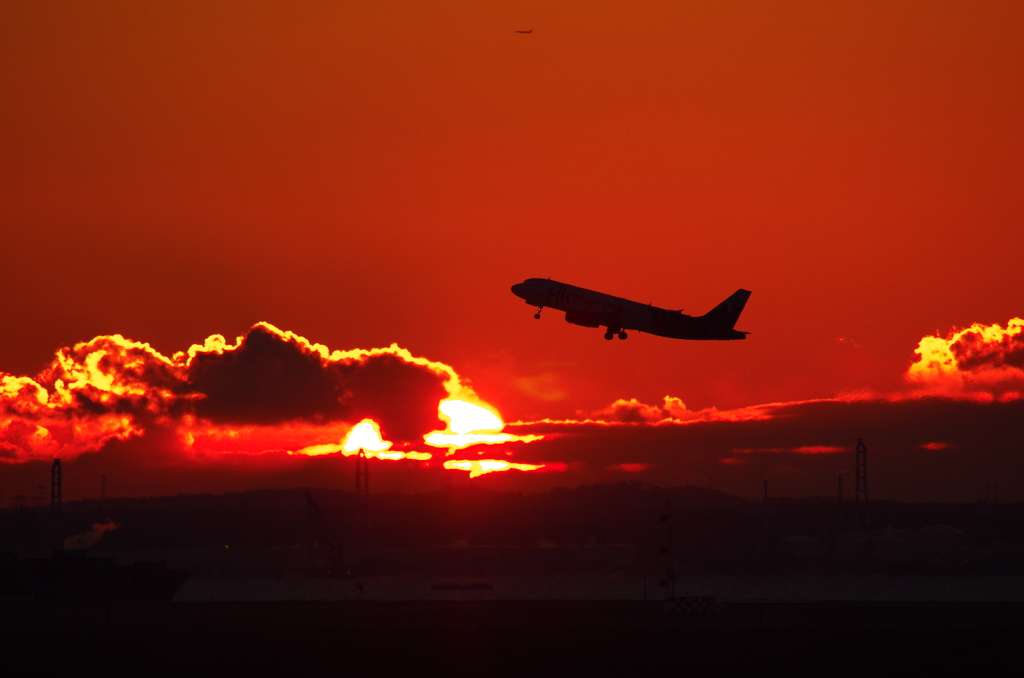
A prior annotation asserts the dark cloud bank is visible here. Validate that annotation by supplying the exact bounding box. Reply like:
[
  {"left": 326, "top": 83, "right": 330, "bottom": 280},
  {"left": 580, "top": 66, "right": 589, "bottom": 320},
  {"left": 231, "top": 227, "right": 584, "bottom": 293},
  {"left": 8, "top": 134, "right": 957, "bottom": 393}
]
[{"left": 187, "top": 324, "right": 448, "bottom": 440}]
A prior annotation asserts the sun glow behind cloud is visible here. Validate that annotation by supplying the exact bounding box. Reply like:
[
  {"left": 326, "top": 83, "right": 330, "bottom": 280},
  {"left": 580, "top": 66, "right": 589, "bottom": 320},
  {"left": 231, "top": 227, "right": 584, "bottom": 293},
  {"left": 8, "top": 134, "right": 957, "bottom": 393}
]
[
  {"left": 292, "top": 419, "right": 435, "bottom": 462},
  {"left": 290, "top": 419, "right": 415, "bottom": 461},
  {"left": 3, "top": 318, "right": 1023, "bottom": 496},
  {"left": 0, "top": 324, "right": 543, "bottom": 475},
  {"left": 424, "top": 399, "right": 543, "bottom": 449}
]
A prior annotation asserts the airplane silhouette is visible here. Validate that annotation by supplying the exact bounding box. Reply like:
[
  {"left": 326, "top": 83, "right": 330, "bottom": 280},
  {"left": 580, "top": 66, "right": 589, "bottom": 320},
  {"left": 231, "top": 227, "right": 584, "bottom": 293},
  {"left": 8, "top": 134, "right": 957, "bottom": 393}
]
[
  {"left": 515, "top": 29, "right": 533, "bottom": 34},
  {"left": 511, "top": 278, "right": 751, "bottom": 341}
]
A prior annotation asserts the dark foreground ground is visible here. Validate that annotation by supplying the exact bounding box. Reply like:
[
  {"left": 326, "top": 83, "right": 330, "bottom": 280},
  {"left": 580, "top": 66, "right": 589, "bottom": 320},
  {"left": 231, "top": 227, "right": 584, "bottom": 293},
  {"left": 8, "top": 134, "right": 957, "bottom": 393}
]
[{"left": 3, "top": 600, "right": 1021, "bottom": 674}]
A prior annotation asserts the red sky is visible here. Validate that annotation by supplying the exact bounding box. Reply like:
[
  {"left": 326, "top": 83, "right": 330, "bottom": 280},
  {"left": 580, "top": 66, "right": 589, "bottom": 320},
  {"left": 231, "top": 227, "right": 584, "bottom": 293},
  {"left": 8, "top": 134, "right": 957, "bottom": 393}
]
[{"left": 2, "top": 2, "right": 1023, "bottom": 500}]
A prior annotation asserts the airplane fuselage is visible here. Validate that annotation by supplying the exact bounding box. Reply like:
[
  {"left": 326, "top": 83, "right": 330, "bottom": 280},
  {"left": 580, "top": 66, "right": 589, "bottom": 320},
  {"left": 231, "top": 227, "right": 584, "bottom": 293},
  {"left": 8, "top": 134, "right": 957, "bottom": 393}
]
[{"left": 510, "top": 278, "right": 750, "bottom": 341}]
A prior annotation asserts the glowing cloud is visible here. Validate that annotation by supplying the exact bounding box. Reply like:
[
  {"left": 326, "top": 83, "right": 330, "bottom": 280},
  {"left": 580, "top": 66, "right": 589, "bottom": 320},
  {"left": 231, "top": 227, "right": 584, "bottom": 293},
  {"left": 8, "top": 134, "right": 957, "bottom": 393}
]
[
  {"left": 9, "top": 313, "right": 1021, "bottom": 498},
  {"left": 443, "top": 459, "right": 546, "bottom": 478},
  {"left": 515, "top": 396, "right": 775, "bottom": 429},
  {"left": 908, "top": 317, "right": 1024, "bottom": 398},
  {"left": 588, "top": 396, "right": 689, "bottom": 423}
]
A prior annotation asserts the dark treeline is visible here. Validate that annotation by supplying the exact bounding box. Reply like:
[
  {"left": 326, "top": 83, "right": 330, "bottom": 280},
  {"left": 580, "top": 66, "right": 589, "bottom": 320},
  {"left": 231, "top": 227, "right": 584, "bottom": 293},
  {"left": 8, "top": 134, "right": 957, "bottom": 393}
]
[
  {"left": 1, "top": 482, "right": 1021, "bottom": 548},
  {"left": 2, "top": 483, "right": 1023, "bottom": 573}
]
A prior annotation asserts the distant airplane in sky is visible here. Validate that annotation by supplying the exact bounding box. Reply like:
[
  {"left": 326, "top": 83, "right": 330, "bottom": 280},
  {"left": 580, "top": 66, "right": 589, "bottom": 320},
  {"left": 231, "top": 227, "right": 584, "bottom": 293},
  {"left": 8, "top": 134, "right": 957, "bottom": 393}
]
[
  {"left": 515, "top": 29, "right": 533, "bottom": 33},
  {"left": 511, "top": 278, "right": 751, "bottom": 341}
]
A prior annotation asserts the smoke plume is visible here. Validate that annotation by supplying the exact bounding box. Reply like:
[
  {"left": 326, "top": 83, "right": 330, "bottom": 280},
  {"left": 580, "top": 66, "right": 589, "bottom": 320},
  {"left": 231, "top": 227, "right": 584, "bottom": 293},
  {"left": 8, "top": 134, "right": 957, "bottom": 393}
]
[{"left": 63, "top": 520, "right": 119, "bottom": 550}]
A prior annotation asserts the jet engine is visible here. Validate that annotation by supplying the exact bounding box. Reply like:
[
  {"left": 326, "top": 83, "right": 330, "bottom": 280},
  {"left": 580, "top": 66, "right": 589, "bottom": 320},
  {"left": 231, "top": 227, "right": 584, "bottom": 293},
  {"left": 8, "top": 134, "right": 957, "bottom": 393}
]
[{"left": 564, "top": 310, "right": 610, "bottom": 328}]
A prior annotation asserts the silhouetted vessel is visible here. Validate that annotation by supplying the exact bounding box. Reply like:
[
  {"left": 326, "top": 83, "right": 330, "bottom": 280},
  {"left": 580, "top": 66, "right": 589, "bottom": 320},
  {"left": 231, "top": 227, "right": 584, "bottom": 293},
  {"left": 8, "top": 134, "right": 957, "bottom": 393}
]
[
  {"left": 0, "top": 550, "right": 189, "bottom": 602},
  {"left": 432, "top": 582, "right": 494, "bottom": 591}
]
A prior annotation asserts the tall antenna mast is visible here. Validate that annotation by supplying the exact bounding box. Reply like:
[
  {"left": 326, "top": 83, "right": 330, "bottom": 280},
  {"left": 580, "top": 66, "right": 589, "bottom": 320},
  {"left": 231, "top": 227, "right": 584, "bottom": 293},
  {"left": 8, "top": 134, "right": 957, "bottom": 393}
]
[
  {"left": 355, "top": 449, "right": 370, "bottom": 533},
  {"left": 660, "top": 500, "right": 675, "bottom": 599},
  {"left": 355, "top": 450, "right": 369, "bottom": 503},
  {"left": 854, "top": 439, "right": 868, "bottom": 527},
  {"left": 51, "top": 458, "right": 63, "bottom": 549}
]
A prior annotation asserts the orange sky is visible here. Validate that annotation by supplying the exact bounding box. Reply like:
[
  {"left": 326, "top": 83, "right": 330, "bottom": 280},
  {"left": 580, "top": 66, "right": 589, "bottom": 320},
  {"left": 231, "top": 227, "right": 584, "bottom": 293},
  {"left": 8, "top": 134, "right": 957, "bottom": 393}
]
[{"left": 2, "top": 3, "right": 1022, "bottom": 441}]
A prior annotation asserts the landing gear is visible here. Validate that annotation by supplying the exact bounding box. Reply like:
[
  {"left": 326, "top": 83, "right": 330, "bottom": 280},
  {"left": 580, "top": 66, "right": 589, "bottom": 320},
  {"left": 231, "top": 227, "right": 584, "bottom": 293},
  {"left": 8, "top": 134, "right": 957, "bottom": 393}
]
[
  {"left": 604, "top": 331, "right": 614, "bottom": 340},
  {"left": 534, "top": 306, "right": 543, "bottom": 319},
  {"left": 604, "top": 327, "right": 627, "bottom": 340},
  {"left": 618, "top": 331, "right": 628, "bottom": 340}
]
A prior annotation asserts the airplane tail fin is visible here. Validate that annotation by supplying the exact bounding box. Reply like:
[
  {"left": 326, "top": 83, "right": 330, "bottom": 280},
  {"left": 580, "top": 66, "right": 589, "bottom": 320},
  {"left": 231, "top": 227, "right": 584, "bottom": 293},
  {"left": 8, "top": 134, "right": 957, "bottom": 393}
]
[{"left": 700, "top": 289, "right": 751, "bottom": 330}]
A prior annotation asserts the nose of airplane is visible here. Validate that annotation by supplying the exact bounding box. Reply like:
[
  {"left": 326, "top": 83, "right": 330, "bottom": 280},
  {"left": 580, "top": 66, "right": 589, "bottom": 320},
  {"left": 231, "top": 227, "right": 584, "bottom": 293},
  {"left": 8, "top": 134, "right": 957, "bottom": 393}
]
[{"left": 511, "top": 283, "right": 527, "bottom": 299}]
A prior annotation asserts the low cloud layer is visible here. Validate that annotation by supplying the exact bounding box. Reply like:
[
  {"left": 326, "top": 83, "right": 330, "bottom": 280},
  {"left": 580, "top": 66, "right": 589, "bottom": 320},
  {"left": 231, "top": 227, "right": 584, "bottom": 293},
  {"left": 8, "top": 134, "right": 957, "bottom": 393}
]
[{"left": 505, "top": 396, "right": 1024, "bottom": 501}]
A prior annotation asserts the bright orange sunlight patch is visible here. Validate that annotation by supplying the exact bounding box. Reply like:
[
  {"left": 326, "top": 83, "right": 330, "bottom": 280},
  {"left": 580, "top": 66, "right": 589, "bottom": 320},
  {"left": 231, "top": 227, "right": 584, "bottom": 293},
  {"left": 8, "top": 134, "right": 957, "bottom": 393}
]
[
  {"left": 424, "top": 399, "right": 543, "bottom": 450},
  {"left": 442, "top": 459, "right": 546, "bottom": 478}
]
